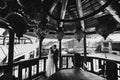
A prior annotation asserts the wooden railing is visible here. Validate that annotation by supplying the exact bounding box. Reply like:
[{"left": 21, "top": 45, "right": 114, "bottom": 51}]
[
  {"left": 62, "top": 54, "right": 120, "bottom": 80},
  {"left": 0, "top": 57, "right": 47, "bottom": 80},
  {"left": 0, "top": 54, "right": 120, "bottom": 80}
]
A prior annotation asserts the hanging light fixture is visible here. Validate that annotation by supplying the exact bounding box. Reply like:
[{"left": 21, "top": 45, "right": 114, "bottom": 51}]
[
  {"left": 56, "top": 27, "right": 64, "bottom": 40},
  {"left": 35, "top": 27, "right": 49, "bottom": 58},
  {"left": 35, "top": 28, "right": 49, "bottom": 40},
  {"left": 74, "top": 27, "right": 84, "bottom": 42},
  {"left": 96, "top": 14, "right": 117, "bottom": 39},
  {"left": 5, "top": 12, "right": 28, "bottom": 38}
]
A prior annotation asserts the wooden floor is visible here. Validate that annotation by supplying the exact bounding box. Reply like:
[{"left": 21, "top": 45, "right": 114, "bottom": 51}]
[
  {"left": 47, "top": 69, "right": 106, "bottom": 80},
  {"left": 34, "top": 75, "right": 47, "bottom": 80},
  {"left": 35, "top": 70, "right": 106, "bottom": 80},
  {"left": 33, "top": 72, "right": 47, "bottom": 80}
]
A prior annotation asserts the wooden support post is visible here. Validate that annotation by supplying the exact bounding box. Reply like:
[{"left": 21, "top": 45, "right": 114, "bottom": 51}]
[
  {"left": 39, "top": 37, "right": 44, "bottom": 58},
  {"left": 7, "top": 29, "right": 14, "bottom": 75},
  {"left": 29, "top": 66, "right": 32, "bottom": 80},
  {"left": 18, "top": 65, "right": 22, "bottom": 80},
  {"left": 83, "top": 33, "right": 87, "bottom": 64},
  {"left": 39, "top": 39, "right": 42, "bottom": 58},
  {"left": 37, "top": 60, "right": 39, "bottom": 74},
  {"left": 91, "top": 59, "right": 94, "bottom": 72},
  {"left": 44, "top": 59, "right": 46, "bottom": 71},
  {"left": 57, "top": 0, "right": 67, "bottom": 69},
  {"left": 66, "top": 57, "right": 68, "bottom": 68},
  {"left": 76, "top": 0, "right": 87, "bottom": 66},
  {"left": 99, "top": 59, "right": 102, "bottom": 69},
  {"left": 59, "top": 39, "right": 62, "bottom": 69}
]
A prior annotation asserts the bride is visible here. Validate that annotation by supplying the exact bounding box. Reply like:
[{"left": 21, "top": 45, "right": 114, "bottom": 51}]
[{"left": 46, "top": 46, "right": 55, "bottom": 77}]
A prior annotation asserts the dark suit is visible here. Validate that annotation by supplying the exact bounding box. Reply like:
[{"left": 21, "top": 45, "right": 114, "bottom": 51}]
[{"left": 52, "top": 49, "right": 59, "bottom": 71}]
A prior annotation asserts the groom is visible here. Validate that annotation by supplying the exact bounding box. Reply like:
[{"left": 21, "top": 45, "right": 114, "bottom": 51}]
[{"left": 52, "top": 45, "right": 59, "bottom": 72}]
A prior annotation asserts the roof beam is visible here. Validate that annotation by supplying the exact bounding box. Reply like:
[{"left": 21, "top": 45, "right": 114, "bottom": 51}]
[
  {"left": 59, "top": 0, "right": 68, "bottom": 27},
  {"left": 99, "top": 0, "right": 120, "bottom": 23},
  {"left": 76, "top": 0, "right": 85, "bottom": 30}
]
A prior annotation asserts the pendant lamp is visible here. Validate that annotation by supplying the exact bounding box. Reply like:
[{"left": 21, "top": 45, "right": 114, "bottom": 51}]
[
  {"left": 74, "top": 27, "right": 84, "bottom": 42},
  {"left": 96, "top": 14, "right": 117, "bottom": 39}
]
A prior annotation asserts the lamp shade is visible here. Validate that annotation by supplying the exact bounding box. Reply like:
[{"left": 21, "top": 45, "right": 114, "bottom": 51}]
[
  {"left": 74, "top": 28, "right": 84, "bottom": 42},
  {"left": 96, "top": 14, "right": 117, "bottom": 39},
  {"left": 56, "top": 27, "right": 64, "bottom": 40},
  {"left": 35, "top": 28, "right": 49, "bottom": 40},
  {"left": 5, "top": 13, "right": 28, "bottom": 37}
]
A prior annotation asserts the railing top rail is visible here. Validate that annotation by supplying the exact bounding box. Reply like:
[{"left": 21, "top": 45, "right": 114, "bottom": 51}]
[
  {"left": 0, "top": 57, "right": 47, "bottom": 68},
  {"left": 62, "top": 54, "right": 120, "bottom": 64},
  {"left": 0, "top": 54, "right": 120, "bottom": 69}
]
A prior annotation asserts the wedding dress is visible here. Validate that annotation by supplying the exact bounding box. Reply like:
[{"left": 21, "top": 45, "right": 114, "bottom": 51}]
[{"left": 46, "top": 50, "right": 55, "bottom": 77}]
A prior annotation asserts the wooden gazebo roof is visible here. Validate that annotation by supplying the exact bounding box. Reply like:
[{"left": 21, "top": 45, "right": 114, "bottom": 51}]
[{"left": 0, "top": 0, "right": 120, "bottom": 38}]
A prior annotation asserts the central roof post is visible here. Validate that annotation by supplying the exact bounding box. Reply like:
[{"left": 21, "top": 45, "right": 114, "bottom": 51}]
[
  {"left": 57, "top": 0, "right": 68, "bottom": 69},
  {"left": 7, "top": 29, "right": 15, "bottom": 75},
  {"left": 76, "top": 0, "right": 87, "bottom": 66}
]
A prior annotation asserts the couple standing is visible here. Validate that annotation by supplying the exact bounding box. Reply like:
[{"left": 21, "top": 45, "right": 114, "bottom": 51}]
[{"left": 46, "top": 45, "right": 59, "bottom": 77}]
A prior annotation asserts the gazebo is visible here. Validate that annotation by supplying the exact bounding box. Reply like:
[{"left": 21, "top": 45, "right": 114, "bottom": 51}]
[{"left": 0, "top": 0, "right": 120, "bottom": 80}]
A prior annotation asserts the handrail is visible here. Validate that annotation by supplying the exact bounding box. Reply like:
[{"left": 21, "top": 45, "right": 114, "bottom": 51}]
[
  {"left": 0, "top": 57, "right": 47, "bottom": 80},
  {"left": 0, "top": 54, "right": 120, "bottom": 80},
  {"left": 62, "top": 54, "right": 120, "bottom": 64},
  {"left": 62, "top": 54, "right": 120, "bottom": 80}
]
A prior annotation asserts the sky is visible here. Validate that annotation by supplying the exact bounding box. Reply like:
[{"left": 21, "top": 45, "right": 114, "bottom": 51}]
[{"left": 0, "top": 28, "right": 5, "bottom": 35}]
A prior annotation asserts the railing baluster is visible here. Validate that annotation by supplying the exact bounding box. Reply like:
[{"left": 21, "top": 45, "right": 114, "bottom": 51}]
[
  {"left": 44, "top": 58, "right": 46, "bottom": 71},
  {"left": 91, "top": 58, "right": 94, "bottom": 72},
  {"left": 37, "top": 60, "right": 39, "bottom": 74},
  {"left": 18, "top": 65, "right": 22, "bottom": 80},
  {"left": 66, "top": 57, "right": 68, "bottom": 68},
  {"left": 29, "top": 66, "right": 32, "bottom": 80},
  {"left": 99, "top": 59, "right": 102, "bottom": 69},
  {"left": 1, "top": 55, "right": 120, "bottom": 79}
]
